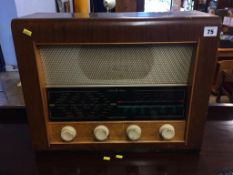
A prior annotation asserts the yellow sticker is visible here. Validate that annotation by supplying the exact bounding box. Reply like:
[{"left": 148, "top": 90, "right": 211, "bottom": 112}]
[
  {"left": 22, "top": 28, "right": 32, "bottom": 37},
  {"left": 103, "top": 156, "right": 111, "bottom": 161},
  {"left": 115, "top": 155, "right": 123, "bottom": 159}
]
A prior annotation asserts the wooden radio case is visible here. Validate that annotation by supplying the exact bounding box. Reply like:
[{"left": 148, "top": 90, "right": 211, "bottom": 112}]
[{"left": 12, "top": 11, "right": 221, "bottom": 151}]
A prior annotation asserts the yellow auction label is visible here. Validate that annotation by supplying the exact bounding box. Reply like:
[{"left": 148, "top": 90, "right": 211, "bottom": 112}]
[
  {"left": 115, "top": 155, "right": 123, "bottom": 159},
  {"left": 103, "top": 156, "right": 111, "bottom": 161},
  {"left": 22, "top": 28, "right": 32, "bottom": 37}
]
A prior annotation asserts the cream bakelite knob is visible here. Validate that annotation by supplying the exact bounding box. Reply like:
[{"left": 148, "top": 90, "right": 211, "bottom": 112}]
[
  {"left": 126, "top": 125, "right": 142, "bottom": 141},
  {"left": 159, "top": 124, "right": 175, "bottom": 140},
  {"left": 60, "top": 126, "right": 77, "bottom": 142},
  {"left": 94, "top": 125, "right": 109, "bottom": 141}
]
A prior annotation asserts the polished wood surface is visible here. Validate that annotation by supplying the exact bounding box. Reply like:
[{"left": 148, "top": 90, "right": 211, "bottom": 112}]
[
  {"left": 11, "top": 11, "right": 221, "bottom": 150},
  {"left": 19, "top": 11, "right": 218, "bottom": 19},
  {"left": 0, "top": 119, "right": 233, "bottom": 175},
  {"left": 48, "top": 121, "right": 185, "bottom": 147}
]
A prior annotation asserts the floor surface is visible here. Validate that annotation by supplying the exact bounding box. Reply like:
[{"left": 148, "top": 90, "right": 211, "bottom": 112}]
[{"left": 0, "top": 71, "right": 24, "bottom": 106}]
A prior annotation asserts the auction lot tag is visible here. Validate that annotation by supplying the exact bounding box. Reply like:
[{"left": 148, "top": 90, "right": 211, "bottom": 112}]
[{"left": 203, "top": 26, "right": 218, "bottom": 37}]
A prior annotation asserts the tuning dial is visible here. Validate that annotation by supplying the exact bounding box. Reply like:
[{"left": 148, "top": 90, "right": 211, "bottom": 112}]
[
  {"left": 159, "top": 124, "right": 175, "bottom": 140},
  {"left": 94, "top": 125, "right": 109, "bottom": 141},
  {"left": 126, "top": 124, "right": 142, "bottom": 141},
  {"left": 60, "top": 126, "right": 77, "bottom": 142}
]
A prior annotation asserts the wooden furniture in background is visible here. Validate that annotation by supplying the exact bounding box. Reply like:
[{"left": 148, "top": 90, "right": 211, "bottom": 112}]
[
  {"left": 212, "top": 49, "right": 233, "bottom": 96},
  {"left": 218, "top": 48, "right": 233, "bottom": 57},
  {"left": 216, "top": 67, "right": 233, "bottom": 102},
  {"left": 212, "top": 25, "right": 233, "bottom": 95}
]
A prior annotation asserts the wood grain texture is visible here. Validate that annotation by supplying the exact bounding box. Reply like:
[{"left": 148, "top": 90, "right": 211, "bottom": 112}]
[
  {"left": 186, "top": 38, "right": 219, "bottom": 148},
  {"left": 11, "top": 11, "right": 221, "bottom": 150},
  {"left": 48, "top": 121, "right": 185, "bottom": 144},
  {"left": 11, "top": 27, "right": 49, "bottom": 149}
]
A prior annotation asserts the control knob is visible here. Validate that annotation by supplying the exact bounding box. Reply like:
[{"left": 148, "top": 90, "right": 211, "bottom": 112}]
[
  {"left": 94, "top": 125, "right": 109, "bottom": 141},
  {"left": 60, "top": 126, "right": 77, "bottom": 142},
  {"left": 126, "top": 124, "right": 142, "bottom": 141},
  {"left": 159, "top": 124, "right": 175, "bottom": 140}
]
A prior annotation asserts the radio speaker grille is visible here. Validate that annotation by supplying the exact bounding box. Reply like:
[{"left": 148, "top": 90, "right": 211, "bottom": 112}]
[{"left": 39, "top": 45, "right": 193, "bottom": 87}]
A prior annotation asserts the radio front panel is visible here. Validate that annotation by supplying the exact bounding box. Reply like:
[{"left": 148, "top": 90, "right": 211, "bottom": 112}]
[
  {"left": 48, "top": 121, "right": 186, "bottom": 146},
  {"left": 12, "top": 11, "right": 221, "bottom": 150}
]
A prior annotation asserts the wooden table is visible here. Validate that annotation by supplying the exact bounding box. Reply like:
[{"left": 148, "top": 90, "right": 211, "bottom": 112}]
[{"left": 0, "top": 106, "right": 233, "bottom": 175}]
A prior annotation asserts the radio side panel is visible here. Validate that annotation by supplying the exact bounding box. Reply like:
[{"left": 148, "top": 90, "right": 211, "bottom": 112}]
[{"left": 11, "top": 12, "right": 221, "bottom": 150}]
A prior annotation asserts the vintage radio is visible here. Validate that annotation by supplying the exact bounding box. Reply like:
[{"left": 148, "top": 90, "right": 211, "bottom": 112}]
[{"left": 12, "top": 11, "right": 220, "bottom": 151}]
